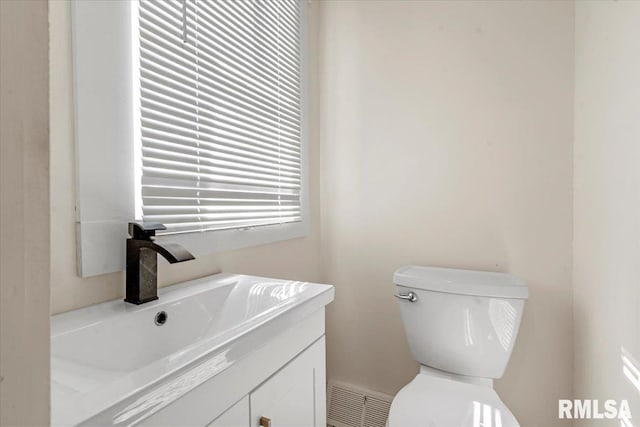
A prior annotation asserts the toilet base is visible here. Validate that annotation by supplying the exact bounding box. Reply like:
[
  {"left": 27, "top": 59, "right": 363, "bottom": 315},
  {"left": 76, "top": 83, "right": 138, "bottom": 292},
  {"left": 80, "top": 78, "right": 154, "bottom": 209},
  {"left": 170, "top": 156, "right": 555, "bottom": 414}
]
[{"left": 388, "top": 366, "right": 519, "bottom": 427}]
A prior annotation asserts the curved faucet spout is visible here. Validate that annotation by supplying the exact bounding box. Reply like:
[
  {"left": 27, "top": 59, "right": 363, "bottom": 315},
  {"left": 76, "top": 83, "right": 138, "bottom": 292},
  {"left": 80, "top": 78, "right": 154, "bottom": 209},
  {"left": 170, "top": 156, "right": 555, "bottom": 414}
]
[{"left": 139, "top": 240, "right": 195, "bottom": 264}]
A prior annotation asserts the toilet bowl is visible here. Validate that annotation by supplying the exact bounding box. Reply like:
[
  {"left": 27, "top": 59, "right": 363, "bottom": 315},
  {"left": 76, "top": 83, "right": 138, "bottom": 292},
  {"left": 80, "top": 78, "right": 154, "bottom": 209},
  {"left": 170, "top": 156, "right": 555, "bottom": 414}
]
[{"left": 388, "top": 266, "right": 528, "bottom": 427}]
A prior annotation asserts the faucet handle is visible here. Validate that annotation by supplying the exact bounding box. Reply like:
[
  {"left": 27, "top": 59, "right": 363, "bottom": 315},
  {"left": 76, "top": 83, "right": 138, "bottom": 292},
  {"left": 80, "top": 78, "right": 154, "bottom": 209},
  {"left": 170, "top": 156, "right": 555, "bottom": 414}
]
[{"left": 128, "top": 222, "right": 167, "bottom": 240}]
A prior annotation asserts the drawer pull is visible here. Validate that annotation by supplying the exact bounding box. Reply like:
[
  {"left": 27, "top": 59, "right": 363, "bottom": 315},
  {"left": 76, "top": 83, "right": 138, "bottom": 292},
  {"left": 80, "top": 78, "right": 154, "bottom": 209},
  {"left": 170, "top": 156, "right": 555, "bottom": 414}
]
[{"left": 259, "top": 416, "right": 272, "bottom": 427}]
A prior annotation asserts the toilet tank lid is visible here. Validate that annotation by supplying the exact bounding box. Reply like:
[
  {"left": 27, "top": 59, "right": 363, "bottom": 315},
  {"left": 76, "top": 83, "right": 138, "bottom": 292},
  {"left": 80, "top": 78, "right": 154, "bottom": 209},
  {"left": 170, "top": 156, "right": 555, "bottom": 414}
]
[{"left": 393, "top": 266, "right": 529, "bottom": 299}]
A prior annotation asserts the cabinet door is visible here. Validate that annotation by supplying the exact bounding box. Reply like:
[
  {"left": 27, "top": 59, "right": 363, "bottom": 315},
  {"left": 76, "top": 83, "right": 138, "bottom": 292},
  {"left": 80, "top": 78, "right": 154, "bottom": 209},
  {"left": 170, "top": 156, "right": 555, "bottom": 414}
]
[
  {"left": 250, "top": 337, "right": 326, "bottom": 427},
  {"left": 207, "top": 396, "right": 250, "bottom": 427}
]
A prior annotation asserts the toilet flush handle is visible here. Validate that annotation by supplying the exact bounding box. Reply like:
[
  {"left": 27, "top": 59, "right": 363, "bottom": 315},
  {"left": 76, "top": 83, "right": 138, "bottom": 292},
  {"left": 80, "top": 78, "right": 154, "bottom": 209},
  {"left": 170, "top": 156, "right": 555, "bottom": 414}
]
[{"left": 394, "top": 291, "right": 418, "bottom": 302}]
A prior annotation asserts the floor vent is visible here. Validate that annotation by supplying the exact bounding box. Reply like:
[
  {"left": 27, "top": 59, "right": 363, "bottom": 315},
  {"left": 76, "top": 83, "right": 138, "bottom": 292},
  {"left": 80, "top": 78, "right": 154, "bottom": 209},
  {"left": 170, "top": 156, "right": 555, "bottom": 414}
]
[{"left": 327, "top": 380, "right": 393, "bottom": 427}]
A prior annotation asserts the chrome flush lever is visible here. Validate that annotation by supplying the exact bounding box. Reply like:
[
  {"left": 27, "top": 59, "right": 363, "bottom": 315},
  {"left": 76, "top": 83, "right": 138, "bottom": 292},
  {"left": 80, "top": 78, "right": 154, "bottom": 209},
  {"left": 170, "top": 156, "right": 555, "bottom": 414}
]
[{"left": 394, "top": 291, "right": 418, "bottom": 302}]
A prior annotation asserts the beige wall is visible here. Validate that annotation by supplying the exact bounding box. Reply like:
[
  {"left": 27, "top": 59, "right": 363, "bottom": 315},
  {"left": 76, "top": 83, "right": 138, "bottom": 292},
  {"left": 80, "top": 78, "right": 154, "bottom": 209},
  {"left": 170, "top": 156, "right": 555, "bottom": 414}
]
[
  {"left": 318, "top": 1, "right": 574, "bottom": 426},
  {"left": 47, "top": 1, "right": 640, "bottom": 426},
  {"left": 0, "top": 0, "right": 50, "bottom": 425},
  {"left": 573, "top": 2, "right": 640, "bottom": 425},
  {"left": 49, "top": 0, "right": 322, "bottom": 314}
]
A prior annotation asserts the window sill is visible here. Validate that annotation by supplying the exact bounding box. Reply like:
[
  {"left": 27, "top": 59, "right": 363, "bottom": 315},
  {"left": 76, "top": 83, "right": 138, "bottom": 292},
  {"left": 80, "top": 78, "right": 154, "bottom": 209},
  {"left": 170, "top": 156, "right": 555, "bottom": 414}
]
[{"left": 155, "top": 221, "right": 309, "bottom": 257}]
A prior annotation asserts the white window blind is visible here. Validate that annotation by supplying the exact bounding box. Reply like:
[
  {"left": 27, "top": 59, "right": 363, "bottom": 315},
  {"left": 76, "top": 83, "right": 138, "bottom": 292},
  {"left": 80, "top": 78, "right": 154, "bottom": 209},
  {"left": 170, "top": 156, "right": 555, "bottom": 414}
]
[{"left": 136, "top": 0, "right": 304, "bottom": 236}]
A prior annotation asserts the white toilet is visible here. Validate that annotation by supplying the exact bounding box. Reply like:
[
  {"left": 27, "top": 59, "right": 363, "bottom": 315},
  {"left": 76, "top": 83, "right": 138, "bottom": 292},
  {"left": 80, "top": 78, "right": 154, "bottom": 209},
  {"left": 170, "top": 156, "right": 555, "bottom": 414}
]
[{"left": 388, "top": 266, "right": 529, "bottom": 427}]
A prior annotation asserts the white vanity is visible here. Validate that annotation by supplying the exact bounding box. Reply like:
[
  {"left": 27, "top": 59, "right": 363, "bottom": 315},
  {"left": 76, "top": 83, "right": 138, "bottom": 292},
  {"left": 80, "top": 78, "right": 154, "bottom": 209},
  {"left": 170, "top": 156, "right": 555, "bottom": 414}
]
[{"left": 51, "top": 274, "right": 334, "bottom": 426}]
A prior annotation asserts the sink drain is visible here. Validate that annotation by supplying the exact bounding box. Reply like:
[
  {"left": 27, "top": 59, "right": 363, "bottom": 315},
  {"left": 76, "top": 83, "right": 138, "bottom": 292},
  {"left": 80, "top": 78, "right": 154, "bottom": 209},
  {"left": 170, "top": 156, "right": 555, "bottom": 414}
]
[{"left": 154, "top": 311, "right": 168, "bottom": 326}]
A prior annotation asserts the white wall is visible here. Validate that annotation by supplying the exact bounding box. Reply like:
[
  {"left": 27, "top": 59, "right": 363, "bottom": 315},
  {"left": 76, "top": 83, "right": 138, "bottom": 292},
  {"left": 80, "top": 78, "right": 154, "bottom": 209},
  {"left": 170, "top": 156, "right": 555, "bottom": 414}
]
[
  {"left": 0, "top": 0, "right": 50, "bottom": 424},
  {"left": 318, "top": 1, "right": 574, "bottom": 426},
  {"left": 573, "top": 2, "right": 640, "bottom": 425},
  {"left": 49, "top": 0, "right": 322, "bottom": 314}
]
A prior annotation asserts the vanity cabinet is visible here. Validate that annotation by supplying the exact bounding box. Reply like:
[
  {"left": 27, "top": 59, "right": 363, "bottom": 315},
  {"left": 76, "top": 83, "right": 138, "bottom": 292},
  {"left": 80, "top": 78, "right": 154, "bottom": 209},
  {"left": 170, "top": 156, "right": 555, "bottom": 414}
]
[
  {"left": 52, "top": 274, "right": 334, "bottom": 426},
  {"left": 135, "top": 309, "right": 328, "bottom": 427},
  {"left": 209, "top": 337, "right": 326, "bottom": 427}
]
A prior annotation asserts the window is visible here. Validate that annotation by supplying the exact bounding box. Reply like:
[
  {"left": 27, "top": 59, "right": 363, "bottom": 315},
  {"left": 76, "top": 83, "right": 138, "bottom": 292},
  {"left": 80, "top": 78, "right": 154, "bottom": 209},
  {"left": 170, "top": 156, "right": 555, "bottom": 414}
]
[
  {"left": 134, "top": 0, "right": 307, "bottom": 240},
  {"left": 71, "top": 0, "right": 308, "bottom": 277}
]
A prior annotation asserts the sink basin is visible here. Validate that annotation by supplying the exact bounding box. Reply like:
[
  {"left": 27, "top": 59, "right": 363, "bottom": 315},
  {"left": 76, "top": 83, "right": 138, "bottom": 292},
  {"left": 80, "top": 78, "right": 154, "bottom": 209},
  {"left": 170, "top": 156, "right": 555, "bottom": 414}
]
[{"left": 51, "top": 273, "right": 334, "bottom": 426}]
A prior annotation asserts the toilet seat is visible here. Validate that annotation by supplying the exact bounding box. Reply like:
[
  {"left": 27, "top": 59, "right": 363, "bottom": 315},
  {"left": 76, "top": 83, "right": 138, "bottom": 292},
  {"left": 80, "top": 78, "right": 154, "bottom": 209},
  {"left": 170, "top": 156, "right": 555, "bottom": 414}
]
[{"left": 388, "top": 371, "right": 519, "bottom": 427}]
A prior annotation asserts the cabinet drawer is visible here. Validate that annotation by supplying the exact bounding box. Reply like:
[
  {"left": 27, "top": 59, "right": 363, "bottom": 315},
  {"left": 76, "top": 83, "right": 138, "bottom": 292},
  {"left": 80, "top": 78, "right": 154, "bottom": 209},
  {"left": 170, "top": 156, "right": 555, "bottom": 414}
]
[
  {"left": 250, "top": 337, "right": 326, "bottom": 427},
  {"left": 207, "top": 396, "right": 249, "bottom": 427}
]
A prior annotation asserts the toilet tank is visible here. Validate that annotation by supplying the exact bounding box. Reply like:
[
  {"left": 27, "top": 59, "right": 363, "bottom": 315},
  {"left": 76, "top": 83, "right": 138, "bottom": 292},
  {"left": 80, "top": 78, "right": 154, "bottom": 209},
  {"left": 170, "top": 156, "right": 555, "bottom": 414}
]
[{"left": 394, "top": 266, "right": 528, "bottom": 379}]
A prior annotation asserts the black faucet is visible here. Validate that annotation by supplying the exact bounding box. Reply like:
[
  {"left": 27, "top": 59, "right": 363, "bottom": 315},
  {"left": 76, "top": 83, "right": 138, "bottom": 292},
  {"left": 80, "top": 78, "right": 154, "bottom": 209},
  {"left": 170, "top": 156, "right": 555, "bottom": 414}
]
[{"left": 125, "top": 222, "right": 195, "bottom": 305}]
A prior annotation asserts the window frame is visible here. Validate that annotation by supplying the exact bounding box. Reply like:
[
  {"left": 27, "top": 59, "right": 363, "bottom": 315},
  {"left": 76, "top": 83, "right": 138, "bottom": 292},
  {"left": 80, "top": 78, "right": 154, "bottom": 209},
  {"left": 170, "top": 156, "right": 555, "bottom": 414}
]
[{"left": 72, "top": 0, "right": 310, "bottom": 277}]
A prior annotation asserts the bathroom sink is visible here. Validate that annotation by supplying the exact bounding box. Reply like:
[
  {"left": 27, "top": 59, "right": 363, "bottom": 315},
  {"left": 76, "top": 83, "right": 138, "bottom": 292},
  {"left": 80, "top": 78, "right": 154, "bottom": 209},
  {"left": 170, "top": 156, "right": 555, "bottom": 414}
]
[{"left": 51, "top": 273, "right": 334, "bottom": 426}]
